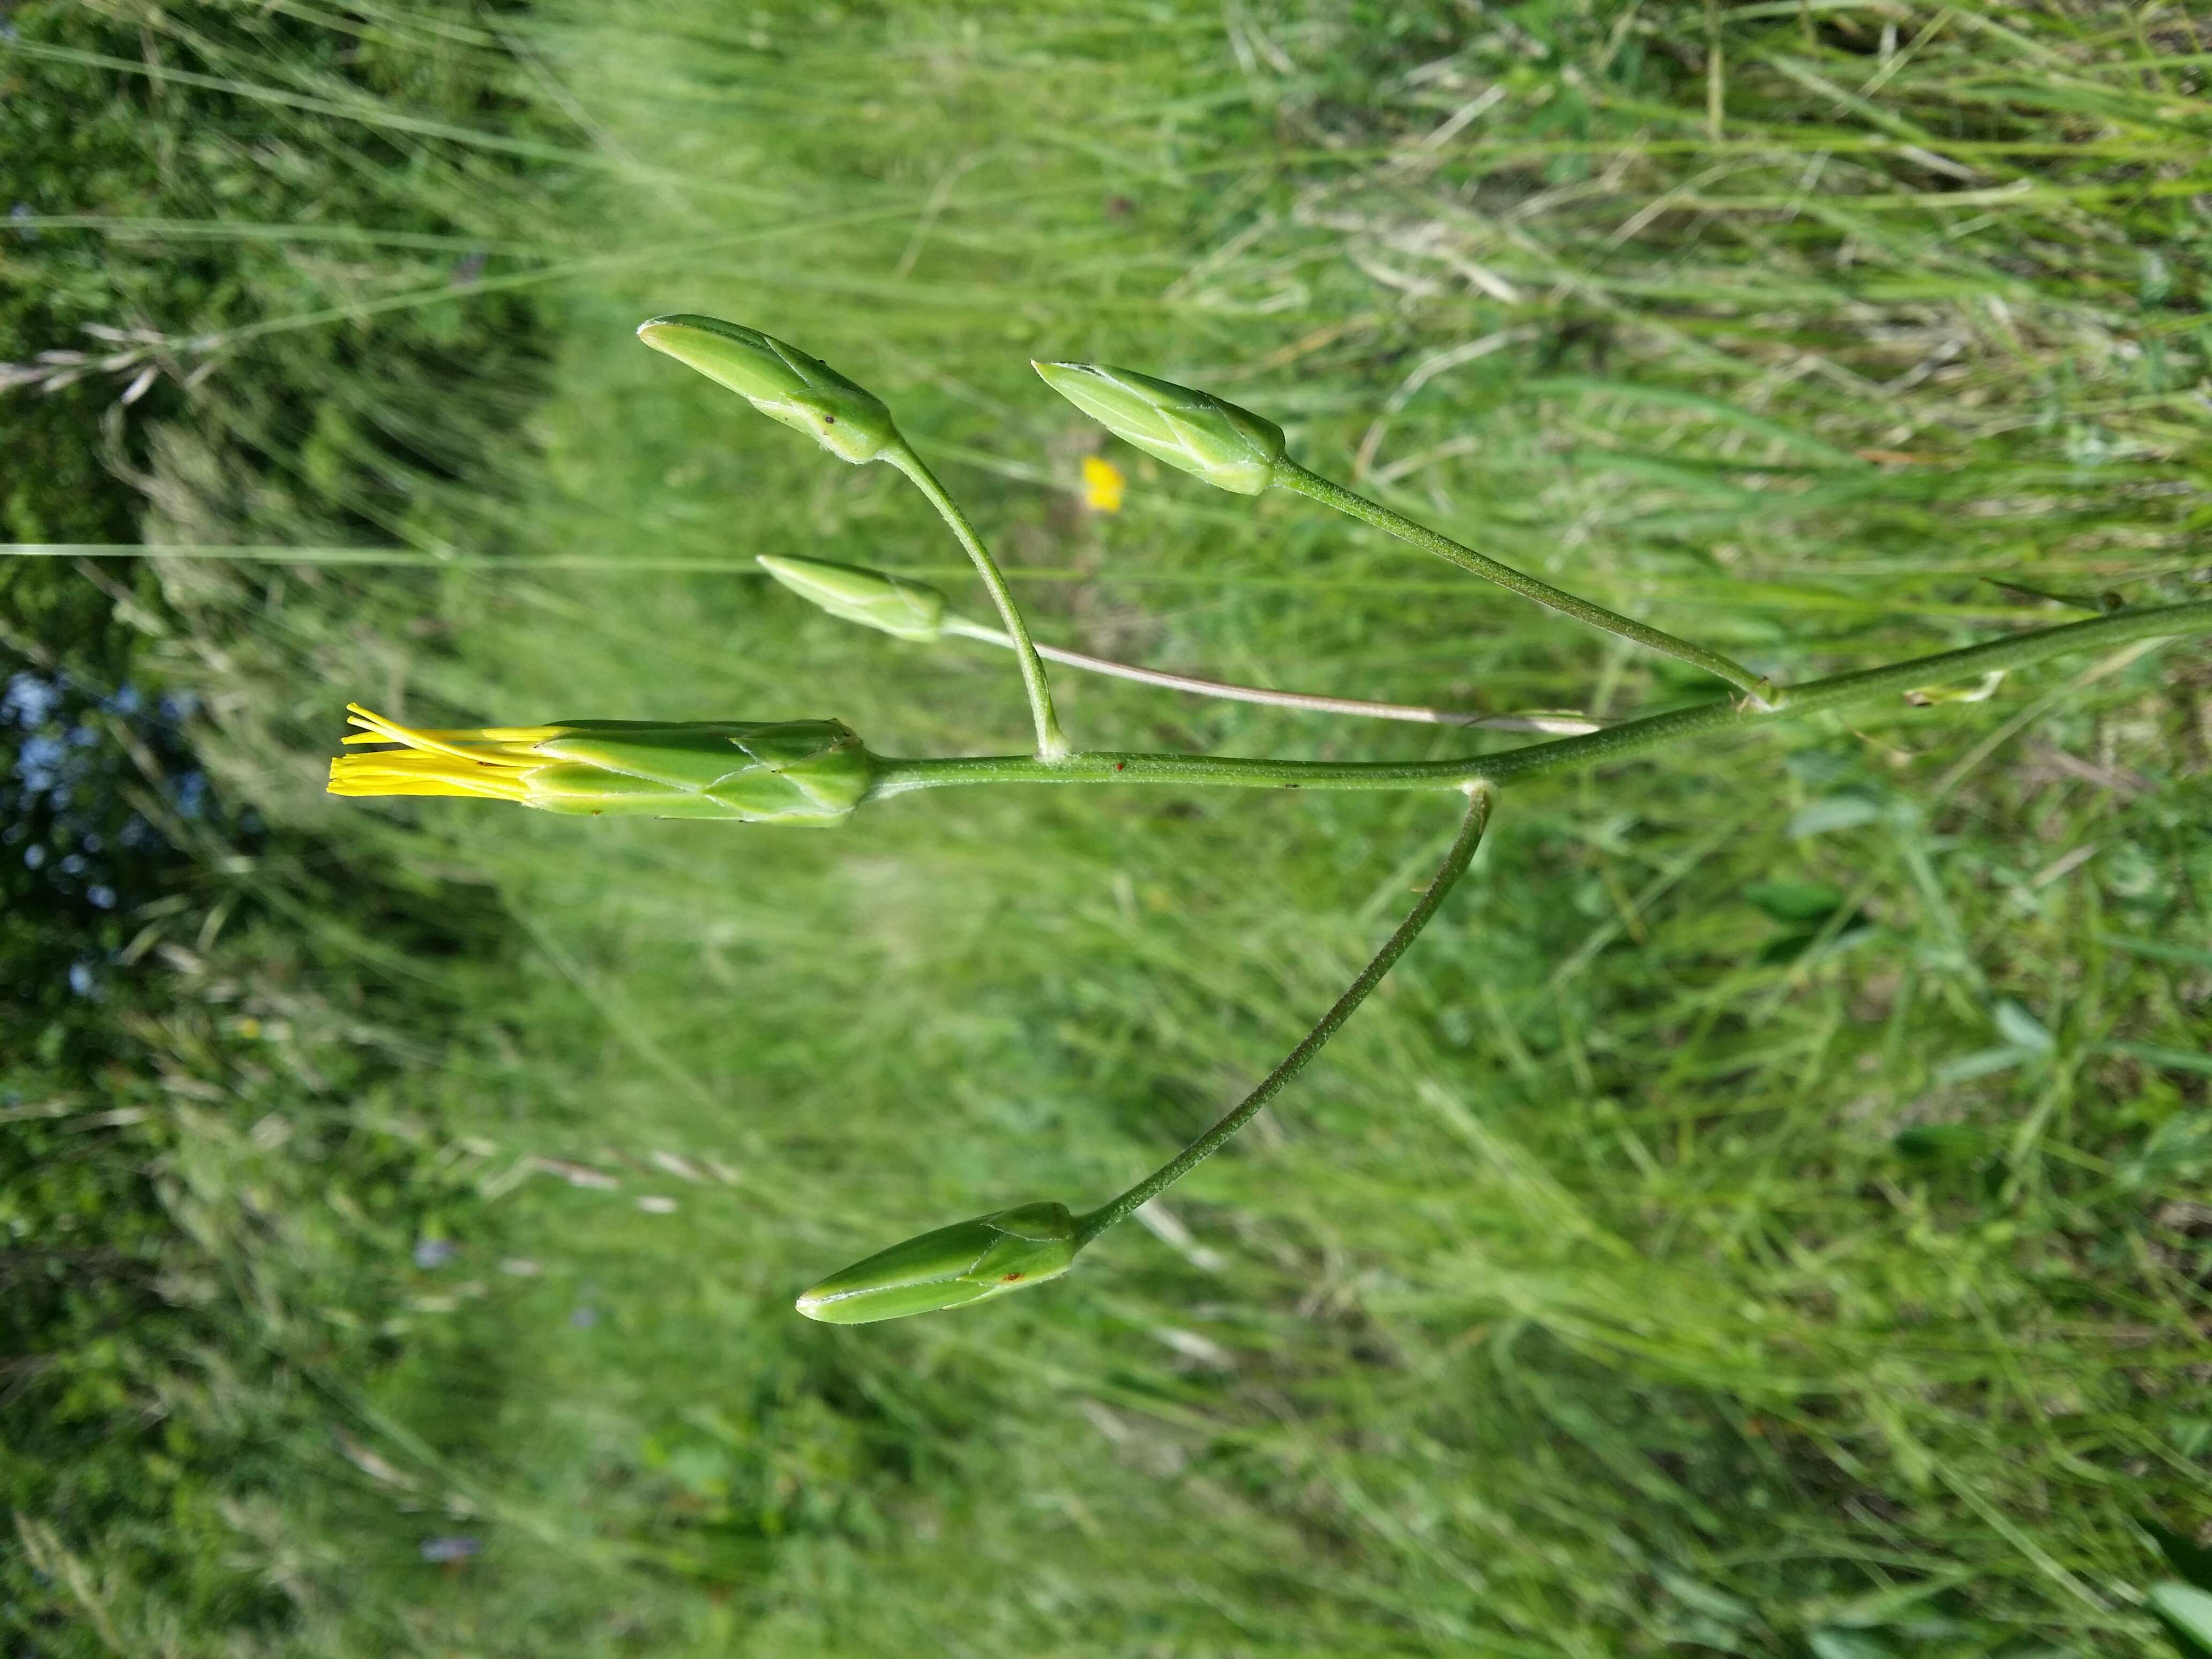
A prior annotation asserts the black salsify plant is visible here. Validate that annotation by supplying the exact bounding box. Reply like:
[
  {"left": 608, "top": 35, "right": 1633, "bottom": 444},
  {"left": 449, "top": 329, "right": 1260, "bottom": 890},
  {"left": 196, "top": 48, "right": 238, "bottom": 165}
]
[{"left": 326, "top": 313, "right": 2212, "bottom": 1324}]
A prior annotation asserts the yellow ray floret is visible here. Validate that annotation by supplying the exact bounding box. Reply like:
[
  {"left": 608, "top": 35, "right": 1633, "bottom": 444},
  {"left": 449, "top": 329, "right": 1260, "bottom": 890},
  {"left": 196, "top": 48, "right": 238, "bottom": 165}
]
[{"left": 329, "top": 703, "right": 555, "bottom": 800}]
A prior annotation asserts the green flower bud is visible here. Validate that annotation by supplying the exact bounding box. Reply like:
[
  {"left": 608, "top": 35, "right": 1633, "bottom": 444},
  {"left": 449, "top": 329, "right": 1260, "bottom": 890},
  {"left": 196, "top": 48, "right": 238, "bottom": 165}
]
[
  {"left": 1033, "top": 360, "right": 1285, "bottom": 495},
  {"left": 757, "top": 553, "right": 947, "bottom": 642},
  {"left": 637, "top": 314, "right": 901, "bottom": 465},
  {"left": 331, "top": 705, "right": 872, "bottom": 826},
  {"left": 796, "top": 1201, "right": 1078, "bottom": 1324}
]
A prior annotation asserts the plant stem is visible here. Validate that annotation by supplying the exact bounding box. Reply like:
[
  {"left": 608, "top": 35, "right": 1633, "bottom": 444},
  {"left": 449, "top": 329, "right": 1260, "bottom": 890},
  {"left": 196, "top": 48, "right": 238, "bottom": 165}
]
[
  {"left": 886, "top": 446, "right": 1068, "bottom": 759},
  {"left": 1274, "top": 458, "right": 1772, "bottom": 703},
  {"left": 1073, "top": 786, "right": 1492, "bottom": 1246},
  {"left": 867, "top": 599, "right": 2212, "bottom": 801},
  {"left": 940, "top": 616, "right": 1598, "bottom": 734}
]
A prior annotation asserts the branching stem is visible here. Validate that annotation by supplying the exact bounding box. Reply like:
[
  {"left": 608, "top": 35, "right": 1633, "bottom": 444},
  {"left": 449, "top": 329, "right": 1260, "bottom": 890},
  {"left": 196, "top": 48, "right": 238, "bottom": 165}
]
[{"left": 871, "top": 600, "right": 2212, "bottom": 802}]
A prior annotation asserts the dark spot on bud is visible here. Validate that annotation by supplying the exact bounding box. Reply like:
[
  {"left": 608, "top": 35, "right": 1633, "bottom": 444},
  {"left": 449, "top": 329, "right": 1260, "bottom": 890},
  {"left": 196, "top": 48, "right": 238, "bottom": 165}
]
[
  {"left": 1001, "top": 1272, "right": 1024, "bottom": 1282},
  {"left": 823, "top": 414, "right": 836, "bottom": 424}
]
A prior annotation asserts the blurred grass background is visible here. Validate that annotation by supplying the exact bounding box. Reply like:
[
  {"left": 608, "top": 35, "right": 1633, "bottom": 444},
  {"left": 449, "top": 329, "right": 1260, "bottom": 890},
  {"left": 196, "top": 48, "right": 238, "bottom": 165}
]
[{"left": 5, "top": 2, "right": 2211, "bottom": 1655}]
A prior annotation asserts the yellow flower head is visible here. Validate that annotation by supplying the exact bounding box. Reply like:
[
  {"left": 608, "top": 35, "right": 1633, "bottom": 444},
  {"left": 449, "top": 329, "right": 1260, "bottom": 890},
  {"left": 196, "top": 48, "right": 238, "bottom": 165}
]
[
  {"left": 328, "top": 704, "right": 873, "bottom": 825},
  {"left": 1080, "top": 454, "right": 1126, "bottom": 513}
]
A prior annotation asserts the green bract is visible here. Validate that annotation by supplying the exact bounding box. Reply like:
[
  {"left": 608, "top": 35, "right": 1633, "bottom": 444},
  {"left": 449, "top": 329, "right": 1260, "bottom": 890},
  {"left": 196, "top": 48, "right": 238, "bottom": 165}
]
[
  {"left": 796, "top": 1201, "right": 1079, "bottom": 1324},
  {"left": 1033, "top": 360, "right": 1285, "bottom": 495},
  {"left": 757, "top": 553, "right": 947, "bottom": 642},
  {"left": 637, "top": 314, "right": 901, "bottom": 465},
  {"left": 533, "top": 720, "right": 874, "bottom": 823}
]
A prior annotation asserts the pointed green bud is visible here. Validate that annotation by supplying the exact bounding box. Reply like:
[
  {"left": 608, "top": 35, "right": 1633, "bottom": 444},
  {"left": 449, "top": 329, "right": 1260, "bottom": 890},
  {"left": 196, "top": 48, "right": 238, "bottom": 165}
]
[
  {"left": 638, "top": 314, "right": 901, "bottom": 465},
  {"left": 332, "top": 706, "right": 873, "bottom": 826},
  {"left": 1034, "top": 360, "right": 1285, "bottom": 495},
  {"left": 796, "top": 1201, "right": 1078, "bottom": 1324},
  {"left": 757, "top": 553, "right": 947, "bottom": 642}
]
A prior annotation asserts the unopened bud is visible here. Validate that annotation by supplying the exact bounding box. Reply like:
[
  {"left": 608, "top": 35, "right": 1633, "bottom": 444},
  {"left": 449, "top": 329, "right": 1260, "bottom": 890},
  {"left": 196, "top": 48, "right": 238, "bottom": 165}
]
[
  {"left": 638, "top": 314, "right": 900, "bottom": 465},
  {"left": 796, "top": 1201, "right": 1078, "bottom": 1324},
  {"left": 1034, "top": 360, "right": 1284, "bottom": 495},
  {"left": 757, "top": 553, "right": 947, "bottom": 642},
  {"left": 329, "top": 705, "right": 871, "bottom": 825}
]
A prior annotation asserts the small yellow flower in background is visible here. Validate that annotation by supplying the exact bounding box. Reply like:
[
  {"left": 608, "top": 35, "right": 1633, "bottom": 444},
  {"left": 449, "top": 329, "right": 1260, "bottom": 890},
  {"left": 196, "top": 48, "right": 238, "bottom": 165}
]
[{"left": 1080, "top": 453, "right": 1126, "bottom": 513}]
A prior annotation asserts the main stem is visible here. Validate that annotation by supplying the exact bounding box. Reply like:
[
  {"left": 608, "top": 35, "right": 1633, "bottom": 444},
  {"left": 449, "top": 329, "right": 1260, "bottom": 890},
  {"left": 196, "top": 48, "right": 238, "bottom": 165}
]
[
  {"left": 868, "top": 600, "right": 2212, "bottom": 802},
  {"left": 941, "top": 616, "right": 1597, "bottom": 734},
  {"left": 1275, "top": 459, "right": 1772, "bottom": 703},
  {"left": 1073, "top": 787, "right": 1492, "bottom": 1246},
  {"left": 887, "top": 446, "right": 1068, "bottom": 759}
]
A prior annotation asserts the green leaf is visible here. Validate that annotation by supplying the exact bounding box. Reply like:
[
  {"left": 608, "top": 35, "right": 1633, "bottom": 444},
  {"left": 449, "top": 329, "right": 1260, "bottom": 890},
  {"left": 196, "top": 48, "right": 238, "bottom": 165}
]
[
  {"left": 1758, "top": 916, "right": 1874, "bottom": 965},
  {"left": 1992, "top": 998, "right": 2055, "bottom": 1053},
  {"left": 1745, "top": 880, "right": 1849, "bottom": 924},
  {"left": 1807, "top": 1627, "right": 1903, "bottom": 1659},
  {"left": 1655, "top": 1570, "right": 1754, "bottom": 1625},
  {"left": 2150, "top": 1582, "right": 2212, "bottom": 1659},
  {"left": 1894, "top": 1124, "right": 1991, "bottom": 1164},
  {"left": 1934, "top": 1047, "right": 2034, "bottom": 1085},
  {"left": 1984, "top": 577, "right": 2108, "bottom": 612},
  {"left": 1787, "top": 796, "right": 1884, "bottom": 838}
]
